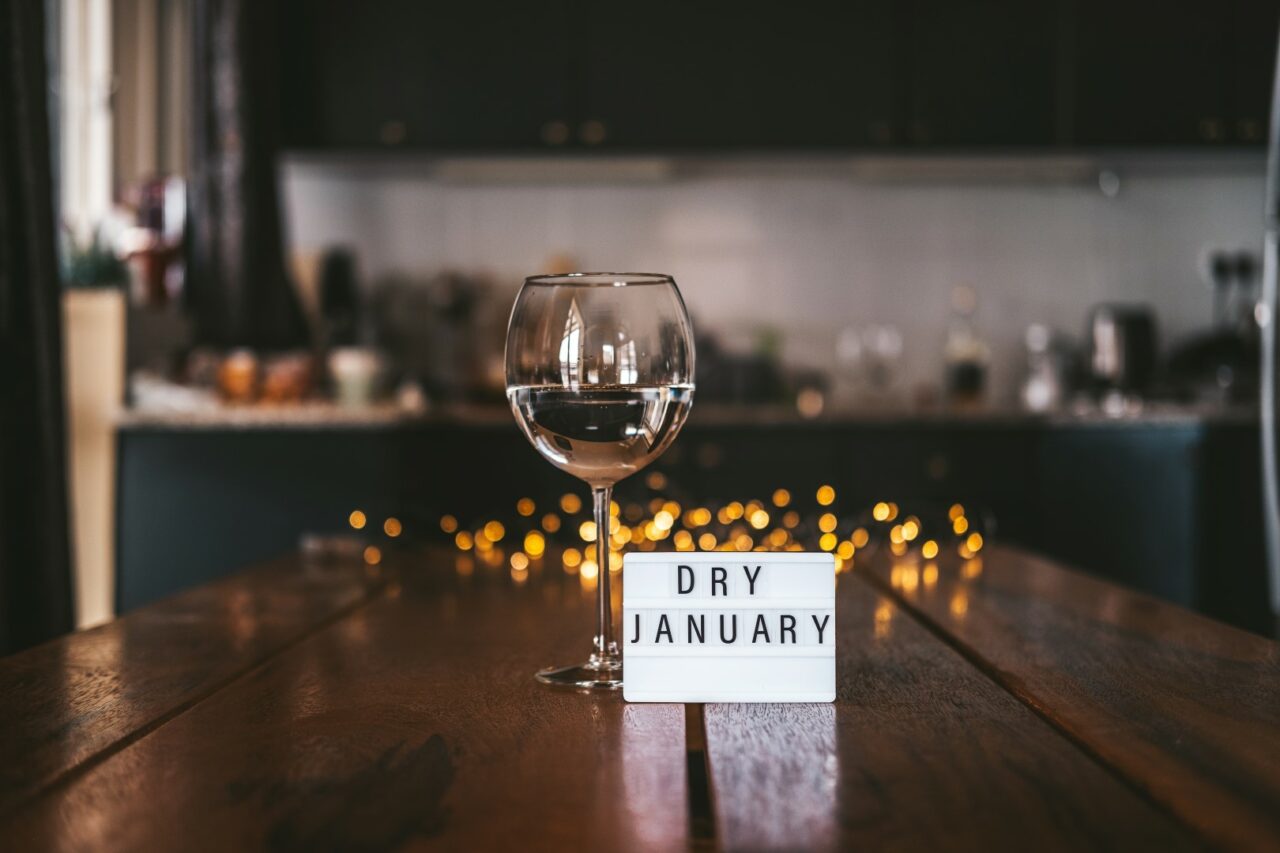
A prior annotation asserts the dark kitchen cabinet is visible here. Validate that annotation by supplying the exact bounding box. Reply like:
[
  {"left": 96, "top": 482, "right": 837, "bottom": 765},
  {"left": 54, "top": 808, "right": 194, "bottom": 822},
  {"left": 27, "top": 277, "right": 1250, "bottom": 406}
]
[
  {"left": 280, "top": 0, "right": 572, "bottom": 149},
  {"left": 1229, "top": 0, "right": 1280, "bottom": 144},
  {"left": 578, "top": 2, "right": 900, "bottom": 149},
  {"left": 904, "top": 1, "right": 1061, "bottom": 146}
]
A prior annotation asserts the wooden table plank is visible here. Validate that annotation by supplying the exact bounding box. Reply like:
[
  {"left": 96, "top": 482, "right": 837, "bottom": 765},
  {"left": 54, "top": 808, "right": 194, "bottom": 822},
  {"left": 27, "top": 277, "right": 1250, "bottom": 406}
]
[
  {"left": 0, "top": 554, "right": 383, "bottom": 814},
  {"left": 0, "top": 552, "right": 688, "bottom": 851},
  {"left": 703, "top": 571, "right": 1199, "bottom": 851},
  {"left": 864, "top": 543, "right": 1280, "bottom": 850}
]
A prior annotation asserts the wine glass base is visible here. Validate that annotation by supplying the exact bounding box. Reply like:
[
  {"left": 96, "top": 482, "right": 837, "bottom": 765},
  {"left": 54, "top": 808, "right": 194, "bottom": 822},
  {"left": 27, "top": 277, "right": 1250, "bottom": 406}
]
[{"left": 535, "top": 661, "right": 623, "bottom": 690}]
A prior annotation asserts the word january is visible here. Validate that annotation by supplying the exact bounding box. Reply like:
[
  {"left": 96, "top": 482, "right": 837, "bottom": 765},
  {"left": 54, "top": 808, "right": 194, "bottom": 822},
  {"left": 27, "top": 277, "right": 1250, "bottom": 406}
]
[{"left": 627, "top": 564, "right": 833, "bottom": 647}]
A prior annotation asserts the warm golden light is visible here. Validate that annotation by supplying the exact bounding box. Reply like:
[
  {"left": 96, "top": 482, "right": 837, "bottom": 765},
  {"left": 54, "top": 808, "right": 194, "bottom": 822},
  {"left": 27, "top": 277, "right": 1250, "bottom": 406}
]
[
  {"left": 510, "top": 551, "right": 529, "bottom": 571},
  {"left": 819, "top": 532, "right": 837, "bottom": 551},
  {"left": 383, "top": 517, "right": 402, "bottom": 537},
  {"left": 890, "top": 540, "right": 907, "bottom": 556},
  {"left": 886, "top": 502, "right": 899, "bottom": 521},
  {"left": 749, "top": 509, "right": 770, "bottom": 529},
  {"left": 349, "top": 510, "right": 367, "bottom": 530},
  {"left": 440, "top": 514, "right": 458, "bottom": 533},
  {"left": 363, "top": 545, "right": 381, "bottom": 565},
  {"left": 852, "top": 527, "right": 869, "bottom": 548},
  {"left": 818, "top": 512, "right": 837, "bottom": 533},
  {"left": 875, "top": 600, "right": 893, "bottom": 638},
  {"left": 953, "top": 516, "right": 969, "bottom": 535},
  {"left": 901, "top": 517, "right": 919, "bottom": 541},
  {"left": 560, "top": 493, "right": 582, "bottom": 514},
  {"left": 962, "top": 557, "right": 983, "bottom": 579},
  {"left": 889, "top": 524, "right": 905, "bottom": 544},
  {"left": 646, "top": 470, "right": 667, "bottom": 490},
  {"left": 542, "top": 513, "right": 561, "bottom": 533},
  {"left": 524, "top": 531, "right": 546, "bottom": 557},
  {"left": 654, "top": 510, "right": 674, "bottom": 531},
  {"left": 662, "top": 500, "right": 681, "bottom": 518},
  {"left": 780, "top": 510, "right": 798, "bottom": 529},
  {"left": 769, "top": 528, "right": 789, "bottom": 548},
  {"left": 816, "top": 485, "right": 836, "bottom": 506},
  {"left": 674, "top": 530, "right": 694, "bottom": 551},
  {"left": 772, "top": 488, "right": 792, "bottom": 507},
  {"left": 516, "top": 498, "right": 535, "bottom": 516},
  {"left": 579, "top": 520, "right": 597, "bottom": 542},
  {"left": 562, "top": 547, "right": 582, "bottom": 570},
  {"left": 455, "top": 531, "right": 474, "bottom": 550},
  {"left": 949, "top": 503, "right": 965, "bottom": 521},
  {"left": 966, "top": 532, "right": 984, "bottom": 552},
  {"left": 900, "top": 564, "right": 919, "bottom": 594},
  {"left": 609, "top": 550, "right": 623, "bottom": 573},
  {"left": 921, "top": 539, "right": 939, "bottom": 559},
  {"left": 950, "top": 590, "right": 969, "bottom": 617},
  {"left": 483, "top": 520, "right": 505, "bottom": 542},
  {"left": 698, "top": 532, "right": 718, "bottom": 550},
  {"left": 611, "top": 500, "right": 621, "bottom": 516},
  {"left": 726, "top": 501, "right": 745, "bottom": 520},
  {"left": 734, "top": 533, "right": 753, "bottom": 551},
  {"left": 923, "top": 563, "right": 939, "bottom": 589},
  {"left": 872, "top": 502, "right": 890, "bottom": 521},
  {"left": 836, "top": 540, "right": 854, "bottom": 559},
  {"left": 580, "top": 560, "right": 599, "bottom": 580}
]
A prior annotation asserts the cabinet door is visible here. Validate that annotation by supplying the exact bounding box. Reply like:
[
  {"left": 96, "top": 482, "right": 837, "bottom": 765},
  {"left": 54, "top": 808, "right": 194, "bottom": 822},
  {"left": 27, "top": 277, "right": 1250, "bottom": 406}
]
[
  {"left": 1071, "top": 1, "right": 1230, "bottom": 145},
  {"left": 578, "top": 1, "right": 900, "bottom": 149},
  {"left": 905, "top": 0, "right": 1060, "bottom": 146},
  {"left": 1228, "top": 0, "right": 1280, "bottom": 145},
  {"left": 279, "top": 1, "right": 572, "bottom": 150}
]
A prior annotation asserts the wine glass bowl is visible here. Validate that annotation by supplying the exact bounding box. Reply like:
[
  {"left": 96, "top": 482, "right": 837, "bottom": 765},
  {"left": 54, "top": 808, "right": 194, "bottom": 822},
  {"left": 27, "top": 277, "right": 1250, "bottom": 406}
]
[{"left": 505, "top": 273, "right": 695, "bottom": 689}]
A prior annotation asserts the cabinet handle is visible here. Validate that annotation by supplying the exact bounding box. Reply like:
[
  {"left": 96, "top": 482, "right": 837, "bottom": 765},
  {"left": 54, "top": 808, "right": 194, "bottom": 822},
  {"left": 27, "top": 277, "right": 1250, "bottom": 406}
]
[
  {"left": 579, "top": 119, "right": 608, "bottom": 145},
  {"left": 1237, "top": 118, "right": 1263, "bottom": 143},
  {"left": 540, "top": 120, "right": 569, "bottom": 146},
  {"left": 379, "top": 120, "right": 407, "bottom": 146},
  {"left": 1198, "top": 118, "right": 1224, "bottom": 142}
]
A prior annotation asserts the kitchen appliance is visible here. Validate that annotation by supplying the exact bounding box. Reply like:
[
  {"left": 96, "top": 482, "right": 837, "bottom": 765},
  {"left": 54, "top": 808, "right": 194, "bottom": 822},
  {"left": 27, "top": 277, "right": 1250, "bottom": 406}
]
[{"left": 1086, "top": 304, "right": 1157, "bottom": 397}]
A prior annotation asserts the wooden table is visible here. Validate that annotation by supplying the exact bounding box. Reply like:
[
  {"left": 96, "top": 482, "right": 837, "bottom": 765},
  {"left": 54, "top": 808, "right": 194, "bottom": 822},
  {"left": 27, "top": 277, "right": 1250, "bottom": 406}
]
[{"left": 1, "top": 544, "right": 1276, "bottom": 851}]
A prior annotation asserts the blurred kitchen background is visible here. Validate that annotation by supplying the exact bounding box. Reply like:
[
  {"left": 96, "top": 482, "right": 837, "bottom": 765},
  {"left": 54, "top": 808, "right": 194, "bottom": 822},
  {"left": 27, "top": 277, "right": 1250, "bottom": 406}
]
[{"left": 47, "top": 1, "right": 1280, "bottom": 640}]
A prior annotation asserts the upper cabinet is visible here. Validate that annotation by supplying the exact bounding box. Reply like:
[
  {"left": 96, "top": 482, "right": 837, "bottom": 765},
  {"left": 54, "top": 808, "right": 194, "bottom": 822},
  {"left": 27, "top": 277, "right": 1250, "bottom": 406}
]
[{"left": 277, "top": 0, "right": 1280, "bottom": 152}]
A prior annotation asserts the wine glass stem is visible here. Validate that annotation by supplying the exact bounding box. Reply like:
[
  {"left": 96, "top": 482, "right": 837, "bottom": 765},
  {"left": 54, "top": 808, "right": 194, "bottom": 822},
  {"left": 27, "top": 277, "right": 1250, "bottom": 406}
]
[{"left": 592, "top": 485, "right": 619, "bottom": 663}]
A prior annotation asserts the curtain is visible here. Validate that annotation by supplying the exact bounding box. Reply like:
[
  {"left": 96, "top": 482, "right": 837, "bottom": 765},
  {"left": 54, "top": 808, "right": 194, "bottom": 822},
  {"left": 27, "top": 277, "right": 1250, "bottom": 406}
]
[
  {"left": 186, "top": 0, "right": 308, "bottom": 350},
  {"left": 0, "top": 0, "right": 74, "bottom": 653}
]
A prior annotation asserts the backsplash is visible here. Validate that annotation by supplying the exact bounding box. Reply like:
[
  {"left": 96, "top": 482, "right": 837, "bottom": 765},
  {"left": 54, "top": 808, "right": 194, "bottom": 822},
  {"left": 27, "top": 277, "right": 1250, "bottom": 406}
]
[{"left": 282, "top": 157, "right": 1265, "bottom": 405}]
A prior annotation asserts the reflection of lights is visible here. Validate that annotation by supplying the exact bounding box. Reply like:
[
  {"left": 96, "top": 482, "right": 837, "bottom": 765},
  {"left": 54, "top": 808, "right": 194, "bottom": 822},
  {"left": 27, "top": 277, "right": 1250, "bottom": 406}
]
[
  {"left": 949, "top": 503, "right": 965, "bottom": 521},
  {"left": 872, "top": 502, "right": 890, "bottom": 521},
  {"left": 901, "top": 518, "right": 919, "bottom": 541},
  {"left": 560, "top": 493, "right": 582, "bottom": 514},
  {"left": 440, "top": 514, "right": 458, "bottom": 533},
  {"left": 875, "top": 600, "right": 893, "bottom": 638},
  {"left": 455, "top": 531, "right": 474, "bottom": 550},
  {"left": 524, "top": 531, "right": 546, "bottom": 557},
  {"left": 923, "top": 563, "right": 938, "bottom": 589},
  {"left": 962, "top": 558, "right": 983, "bottom": 579},
  {"left": 516, "top": 498, "right": 535, "bottom": 516},
  {"left": 511, "top": 566, "right": 528, "bottom": 584},
  {"left": 484, "top": 520, "right": 505, "bottom": 542},
  {"left": 698, "top": 532, "right": 717, "bottom": 550},
  {"left": 836, "top": 540, "right": 854, "bottom": 559},
  {"left": 950, "top": 590, "right": 969, "bottom": 617},
  {"left": 654, "top": 510, "right": 674, "bottom": 531},
  {"left": 772, "top": 489, "right": 791, "bottom": 507},
  {"left": 953, "top": 516, "right": 969, "bottom": 535},
  {"left": 783, "top": 511, "right": 800, "bottom": 529},
  {"left": 474, "top": 532, "right": 492, "bottom": 552},
  {"left": 383, "top": 517, "right": 402, "bottom": 537},
  {"left": 579, "top": 520, "right": 597, "bottom": 542},
  {"left": 349, "top": 510, "right": 367, "bottom": 529},
  {"left": 510, "top": 552, "right": 529, "bottom": 571},
  {"left": 818, "top": 512, "right": 837, "bottom": 533},
  {"left": 612, "top": 526, "right": 631, "bottom": 547},
  {"left": 890, "top": 541, "right": 907, "bottom": 556},
  {"left": 816, "top": 485, "right": 836, "bottom": 506},
  {"left": 819, "top": 532, "right": 837, "bottom": 551},
  {"left": 562, "top": 547, "right": 582, "bottom": 572},
  {"left": 966, "top": 532, "right": 984, "bottom": 553},
  {"left": 455, "top": 555, "right": 474, "bottom": 577},
  {"left": 646, "top": 471, "right": 667, "bottom": 490},
  {"left": 363, "top": 545, "right": 382, "bottom": 565},
  {"left": 921, "top": 539, "right": 939, "bottom": 559},
  {"left": 542, "top": 513, "right": 561, "bottom": 533},
  {"left": 749, "top": 509, "right": 770, "bottom": 529},
  {"left": 900, "top": 564, "right": 919, "bottom": 593},
  {"left": 852, "top": 528, "right": 869, "bottom": 548},
  {"left": 609, "top": 551, "right": 623, "bottom": 573},
  {"left": 889, "top": 525, "right": 905, "bottom": 544}
]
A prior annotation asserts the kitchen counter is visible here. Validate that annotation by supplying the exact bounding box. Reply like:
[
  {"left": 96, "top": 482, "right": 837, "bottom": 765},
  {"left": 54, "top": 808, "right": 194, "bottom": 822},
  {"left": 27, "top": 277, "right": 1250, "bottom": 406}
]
[{"left": 1, "top": 544, "right": 1276, "bottom": 849}]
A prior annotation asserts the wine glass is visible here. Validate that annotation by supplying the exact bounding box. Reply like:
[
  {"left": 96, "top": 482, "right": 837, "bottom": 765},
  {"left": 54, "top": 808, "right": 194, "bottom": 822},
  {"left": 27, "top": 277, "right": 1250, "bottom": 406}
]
[{"left": 506, "top": 273, "right": 695, "bottom": 689}]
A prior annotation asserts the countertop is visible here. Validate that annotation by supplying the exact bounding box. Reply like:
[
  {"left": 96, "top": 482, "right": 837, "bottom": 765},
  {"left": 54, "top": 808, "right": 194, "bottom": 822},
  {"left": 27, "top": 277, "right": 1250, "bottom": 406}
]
[
  {"left": 114, "top": 401, "right": 1259, "bottom": 431},
  {"left": 1, "top": 544, "right": 1276, "bottom": 849}
]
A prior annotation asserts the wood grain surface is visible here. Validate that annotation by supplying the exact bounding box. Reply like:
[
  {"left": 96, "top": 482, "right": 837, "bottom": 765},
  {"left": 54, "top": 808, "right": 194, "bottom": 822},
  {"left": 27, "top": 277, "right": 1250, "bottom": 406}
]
[
  {"left": 0, "top": 555, "right": 383, "bottom": 814},
  {"left": 703, "top": 573, "right": 1199, "bottom": 852},
  {"left": 0, "top": 553, "right": 687, "bottom": 851},
  {"left": 864, "top": 543, "right": 1280, "bottom": 850}
]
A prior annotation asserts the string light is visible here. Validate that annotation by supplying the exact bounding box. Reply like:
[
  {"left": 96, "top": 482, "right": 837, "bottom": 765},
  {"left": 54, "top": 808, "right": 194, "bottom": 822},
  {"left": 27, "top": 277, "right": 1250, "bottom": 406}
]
[
  {"left": 383, "top": 517, "right": 402, "bottom": 537},
  {"left": 440, "top": 514, "right": 458, "bottom": 533},
  {"left": 560, "top": 493, "right": 582, "bottom": 514},
  {"left": 516, "top": 498, "right": 536, "bottom": 516},
  {"left": 772, "top": 488, "right": 792, "bottom": 507},
  {"left": 816, "top": 485, "right": 836, "bottom": 506},
  {"left": 349, "top": 510, "right": 367, "bottom": 530}
]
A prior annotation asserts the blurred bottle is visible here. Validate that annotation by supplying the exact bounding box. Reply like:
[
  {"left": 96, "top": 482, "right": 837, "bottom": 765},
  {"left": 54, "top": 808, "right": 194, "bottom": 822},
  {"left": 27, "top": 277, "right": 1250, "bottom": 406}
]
[
  {"left": 944, "top": 285, "right": 989, "bottom": 407},
  {"left": 1019, "top": 323, "right": 1064, "bottom": 412}
]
